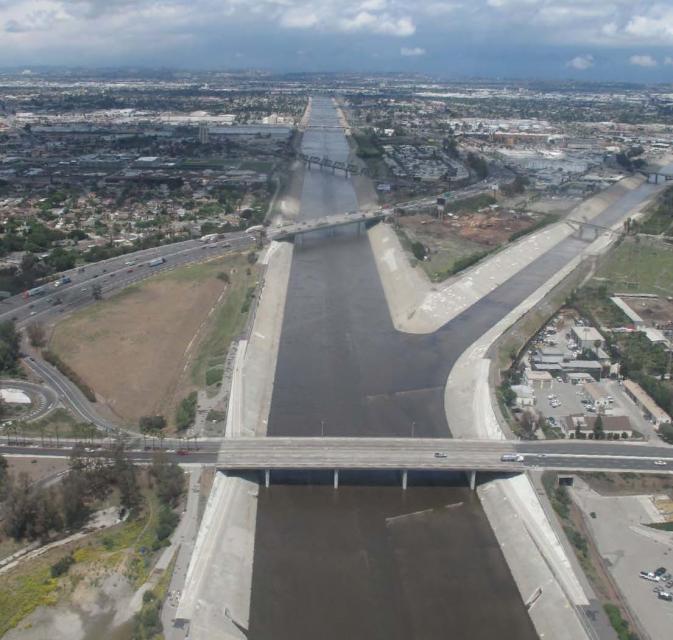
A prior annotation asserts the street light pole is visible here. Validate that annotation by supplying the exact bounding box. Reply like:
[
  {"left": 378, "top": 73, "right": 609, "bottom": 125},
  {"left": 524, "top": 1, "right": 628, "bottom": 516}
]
[
  {"left": 321, "top": 420, "right": 325, "bottom": 437},
  {"left": 411, "top": 421, "right": 416, "bottom": 438}
]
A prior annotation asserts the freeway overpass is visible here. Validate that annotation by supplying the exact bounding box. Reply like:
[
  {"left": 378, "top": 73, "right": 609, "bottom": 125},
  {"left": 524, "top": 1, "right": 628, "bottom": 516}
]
[{"left": 218, "top": 437, "right": 673, "bottom": 489}]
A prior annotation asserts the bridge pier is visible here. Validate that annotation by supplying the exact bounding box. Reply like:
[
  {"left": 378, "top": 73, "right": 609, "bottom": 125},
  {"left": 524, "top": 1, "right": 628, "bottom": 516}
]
[
  {"left": 468, "top": 470, "right": 476, "bottom": 491},
  {"left": 264, "top": 469, "right": 270, "bottom": 488},
  {"left": 333, "top": 469, "right": 339, "bottom": 489},
  {"left": 402, "top": 469, "right": 408, "bottom": 490}
]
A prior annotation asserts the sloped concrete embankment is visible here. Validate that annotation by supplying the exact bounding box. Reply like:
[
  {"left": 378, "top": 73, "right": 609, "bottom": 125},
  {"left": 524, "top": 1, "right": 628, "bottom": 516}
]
[{"left": 370, "top": 175, "right": 645, "bottom": 335}]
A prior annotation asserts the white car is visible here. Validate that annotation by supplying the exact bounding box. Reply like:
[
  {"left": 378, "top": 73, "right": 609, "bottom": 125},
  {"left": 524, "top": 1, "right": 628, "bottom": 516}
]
[{"left": 654, "top": 460, "right": 667, "bottom": 466}]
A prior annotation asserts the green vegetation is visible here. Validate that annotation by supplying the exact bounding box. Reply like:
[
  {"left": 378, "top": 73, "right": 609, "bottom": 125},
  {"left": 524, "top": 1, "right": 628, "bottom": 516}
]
[
  {"left": 604, "top": 603, "right": 639, "bottom": 640},
  {"left": 42, "top": 349, "right": 96, "bottom": 402},
  {"left": 206, "top": 409, "right": 226, "bottom": 422},
  {"left": 0, "top": 320, "right": 21, "bottom": 375},
  {"left": 444, "top": 193, "right": 496, "bottom": 214},
  {"left": 133, "top": 589, "right": 164, "bottom": 639},
  {"left": 353, "top": 128, "right": 383, "bottom": 159},
  {"left": 139, "top": 415, "right": 166, "bottom": 435},
  {"left": 50, "top": 553, "right": 75, "bottom": 578},
  {"left": 466, "top": 152, "right": 489, "bottom": 179},
  {"left": 175, "top": 392, "right": 197, "bottom": 431},
  {"left": 240, "top": 286, "right": 256, "bottom": 314},
  {"left": 638, "top": 184, "right": 673, "bottom": 236},
  {"left": 0, "top": 561, "right": 59, "bottom": 636},
  {"left": 6, "top": 408, "right": 98, "bottom": 441},
  {"left": 659, "top": 423, "right": 673, "bottom": 445},
  {"left": 594, "top": 238, "right": 673, "bottom": 295},
  {"left": 647, "top": 520, "right": 673, "bottom": 531},
  {"left": 205, "top": 367, "right": 223, "bottom": 386}
]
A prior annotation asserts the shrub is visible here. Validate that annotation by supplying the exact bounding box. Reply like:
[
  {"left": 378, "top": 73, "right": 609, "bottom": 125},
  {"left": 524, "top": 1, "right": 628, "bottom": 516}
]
[
  {"left": 205, "top": 368, "right": 222, "bottom": 387},
  {"left": 50, "top": 554, "right": 75, "bottom": 578},
  {"left": 175, "top": 392, "right": 197, "bottom": 431}
]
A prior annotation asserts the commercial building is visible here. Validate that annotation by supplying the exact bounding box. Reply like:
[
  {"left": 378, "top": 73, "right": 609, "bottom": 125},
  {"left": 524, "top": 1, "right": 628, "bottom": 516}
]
[
  {"left": 571, "top": 326, "right": 604, "bottom": 351},
  {"left": 623, "top": 379, "right": 672, "bottom": 429}
]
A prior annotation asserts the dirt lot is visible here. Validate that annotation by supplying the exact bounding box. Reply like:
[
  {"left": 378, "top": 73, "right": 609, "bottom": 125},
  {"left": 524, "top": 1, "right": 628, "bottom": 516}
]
[
  {"left": 579, "top": 472, "right": 673, "bottom": 497},
  {"left": 6, "top": 457, "right": 69, "bottom": 484},
  {"left": 620, "top": 295, "right": 673, "bottom": 329},
  {"left": 49, "top": 253, "right": 256, "bottom": 428},
  {"left": 397, "top": 207, "right": 544, "bottom": 279}
]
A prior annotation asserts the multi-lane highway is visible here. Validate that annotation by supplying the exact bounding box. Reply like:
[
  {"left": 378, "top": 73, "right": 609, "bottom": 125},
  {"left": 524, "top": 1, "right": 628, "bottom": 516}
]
[{"left": 0, "top": 232, "right": 255, "bottom": 327}]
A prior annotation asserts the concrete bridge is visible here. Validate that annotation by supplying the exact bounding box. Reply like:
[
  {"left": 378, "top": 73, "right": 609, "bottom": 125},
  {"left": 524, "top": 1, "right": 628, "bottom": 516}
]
[
  {"left": 644, "top": 169, "right": 673, "bottom": 184},
  {"left": 217, "top": 437, "right": 673, "bottom": 490},
  {"left": 298, "top": 152, "right": 370, "bottom": 177},
  {"left": 564, "top": 217, "right": 623, "bottom": 240},
  {"left": 268, "top": 209, "right": 393, "bottom": 242}
]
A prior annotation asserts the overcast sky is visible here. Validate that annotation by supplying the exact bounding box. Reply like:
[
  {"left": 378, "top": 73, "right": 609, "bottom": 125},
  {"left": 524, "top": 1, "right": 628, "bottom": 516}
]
[{"left": 2, "top": 1, "right": 673, "bottom": 81}]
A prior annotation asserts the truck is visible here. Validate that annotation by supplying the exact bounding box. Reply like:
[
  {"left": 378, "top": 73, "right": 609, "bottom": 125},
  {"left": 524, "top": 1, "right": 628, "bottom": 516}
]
[
  {"left": 148, "top": 257, "right": 166, "bottom": 268},
  {"left": 25, "top": 286, "right": 47, "bottom": 298},
  {"left": 53, "top": 275, "right": 71, "bottom": 287},
  {"left": 200, "top": 233, "right": 220, "bottom": 243}
]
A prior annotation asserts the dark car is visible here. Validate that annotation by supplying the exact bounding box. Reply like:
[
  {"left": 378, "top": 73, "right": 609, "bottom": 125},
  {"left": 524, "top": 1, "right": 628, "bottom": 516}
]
[{"left": 655, "top": 567, "right": 667, "bottom": 577}]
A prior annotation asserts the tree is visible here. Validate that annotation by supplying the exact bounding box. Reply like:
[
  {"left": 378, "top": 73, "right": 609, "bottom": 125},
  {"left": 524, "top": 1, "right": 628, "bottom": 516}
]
[
  {"left": 0, "top": 453, "right": 8, "bottom": 499},
  {"left": 150, "top": 451, "right": 186, "bottom": 507},
  {"left": 139, "top": 415, "right": 166, "bottom": 435},
  {"left": 0, "top": 320, "right": 21, "bottom": 374},
  {"left": 92, "top": 283, "right": 103, "bottom": 301},
  {"left": 27, "top": 322, "right": 47, "bottom": 348},
  {"left": 111, "top": 444, "right": 140, "bottom": 512},
  {"left": 593, "top": 415, "right": 605, "bottom": 440},
  {"left": 411, "top": 241, "right": 426, "bottom": 261},
  {"left": 61, "top": 471, "right": 90, "bottom": 529}
]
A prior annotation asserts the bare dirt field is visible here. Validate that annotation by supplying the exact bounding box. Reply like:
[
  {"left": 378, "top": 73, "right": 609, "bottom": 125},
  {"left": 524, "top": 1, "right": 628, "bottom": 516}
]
[
  {"left": 49, "top": 253, "right": 257, "bottom": 428},
  {"left": 396, "top": 207, "right": 542, "bottom": 279},
  {"left": 621, "top": 296, "right": 673, "bottom": 327},
  {"left": 6, "top": 457, "right": 69, "bottom": 484}
]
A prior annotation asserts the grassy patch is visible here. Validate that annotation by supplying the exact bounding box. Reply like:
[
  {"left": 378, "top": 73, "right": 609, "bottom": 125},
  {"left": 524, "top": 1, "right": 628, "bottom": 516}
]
[
  {"left": 445, "top": 193, "right": 496, "bottom": 214},
  {"left": 647, "top": 521, "right": 673, "bottom": 531},
  {"left": 604, "top": 603, "right": 639, "bottom": 640},
  {"left": 190, "top": 265, "right": 258, "bottom": 387},
  {"left": 0, "top": 562, "right": 59, "bottom": 636},
  {"left": 205, "top": 367, "right": 222, "bottom": 387},
  {"left": 594, "top": 237, "right": 673, "bottom": 296}
]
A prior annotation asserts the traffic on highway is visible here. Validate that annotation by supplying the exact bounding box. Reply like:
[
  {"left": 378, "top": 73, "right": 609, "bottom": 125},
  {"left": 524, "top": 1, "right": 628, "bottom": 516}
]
[{"left": 0, "top": 231, "right": 255, "bottom": 327}]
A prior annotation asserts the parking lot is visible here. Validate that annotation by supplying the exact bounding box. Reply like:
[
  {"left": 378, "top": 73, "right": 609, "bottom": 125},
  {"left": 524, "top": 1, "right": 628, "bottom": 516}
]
[
  {"left": 532, "top": 380, "right": 586, "bottom": 425},
  {"left": 572, "top": 479, "right": 673, "bottom": 640}
]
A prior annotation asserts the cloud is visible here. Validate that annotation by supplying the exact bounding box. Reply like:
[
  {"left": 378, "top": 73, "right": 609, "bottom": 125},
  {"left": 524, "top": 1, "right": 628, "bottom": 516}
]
[
  {"left": 401, "top": 46, "right": 425, "bottom": 57},
  {"left": 338, "top": 11, "right": 415, "bottom": 36},
  {"left": 665, "top": 56, "right": 673, "bottom": 66},
  {"left": 280, "top": 9, "right": 319, "bottom": 29},
  {"left": 629, "top": 54, "right": 657, "bottom": 67},
  {"left": 566, "top": 54, "right": 594, "bottom": 70}
]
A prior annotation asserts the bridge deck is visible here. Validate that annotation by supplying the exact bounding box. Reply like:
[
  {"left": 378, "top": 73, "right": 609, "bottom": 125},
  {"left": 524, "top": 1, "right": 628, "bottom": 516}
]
[{"left": 217, "top": 437, "right": 522, "bottom": 472}]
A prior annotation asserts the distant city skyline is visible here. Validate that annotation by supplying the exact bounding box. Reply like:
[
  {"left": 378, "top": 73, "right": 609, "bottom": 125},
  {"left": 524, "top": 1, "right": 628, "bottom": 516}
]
[{"left": 2, "top": 1, "right": 673, "bottom": 82}]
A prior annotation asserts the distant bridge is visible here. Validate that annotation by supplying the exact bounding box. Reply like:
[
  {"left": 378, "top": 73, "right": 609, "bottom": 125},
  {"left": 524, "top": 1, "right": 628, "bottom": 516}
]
[
  {"left": 268, "top": 209, "right": 392, "bottom": 242},
  {"left": 298, "top": 152, "right": 371, "bottom": 178},
  {"left": 643, "top": 169, "right": 673, "bottom": 184},
  {"left": 564, "top": 217, "right": 623, "bottom": 240},
  {"left": 217, "top": 437, "right": 673, "bottom": 490}
]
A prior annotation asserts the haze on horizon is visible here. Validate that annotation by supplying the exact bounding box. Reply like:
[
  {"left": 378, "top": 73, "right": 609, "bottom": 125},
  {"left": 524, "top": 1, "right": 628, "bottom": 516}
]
[{"left": 2, "top": 0, "right": 673, "bottom": 83}]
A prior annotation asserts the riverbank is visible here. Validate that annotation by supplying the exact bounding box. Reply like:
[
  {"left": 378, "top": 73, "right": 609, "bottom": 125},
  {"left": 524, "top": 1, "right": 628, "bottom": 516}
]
[{"left": 370, "top": 175, "right": 647, "bottom": 334}]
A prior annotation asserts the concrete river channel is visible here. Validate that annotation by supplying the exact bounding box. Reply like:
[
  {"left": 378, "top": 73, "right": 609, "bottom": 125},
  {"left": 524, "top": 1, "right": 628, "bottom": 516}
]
[
  {"left": 245, "top": 98, "right": 662, "bottom": 639},
  {"left": 245, "top": 97, "right": 539, "bottom": 639}
]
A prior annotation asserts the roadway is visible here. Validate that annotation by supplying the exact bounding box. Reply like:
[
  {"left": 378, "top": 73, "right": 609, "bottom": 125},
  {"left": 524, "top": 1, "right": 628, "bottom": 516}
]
[
  {"left": 0, "top": 232, "right": 255, "bottom": 328},
  {"left": 216, "top": 437, "right": 673, "bottom": 475}
]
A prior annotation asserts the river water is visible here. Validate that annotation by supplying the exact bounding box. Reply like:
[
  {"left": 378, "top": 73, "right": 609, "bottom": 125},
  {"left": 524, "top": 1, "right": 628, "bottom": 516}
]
[
  {"left": 246, "top": 97, "right": 542, "bottom": 639},
  {"left": 247, "top": 97, "right": 662, "bottom": 639}
]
